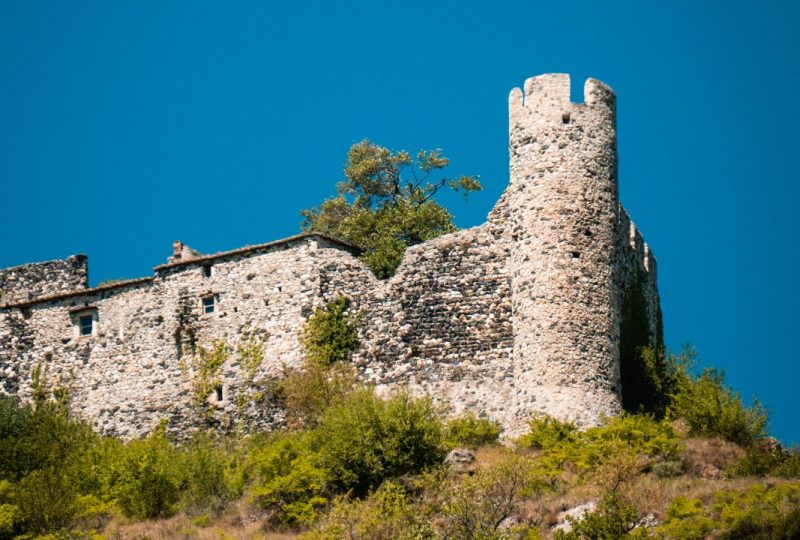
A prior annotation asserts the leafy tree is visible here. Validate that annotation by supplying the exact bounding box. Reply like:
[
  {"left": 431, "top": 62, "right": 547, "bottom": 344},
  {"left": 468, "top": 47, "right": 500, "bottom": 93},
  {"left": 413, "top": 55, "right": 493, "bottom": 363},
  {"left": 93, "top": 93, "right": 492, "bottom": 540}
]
[{"left": 301, "top": 140, "right": 481, "bottom": 278}]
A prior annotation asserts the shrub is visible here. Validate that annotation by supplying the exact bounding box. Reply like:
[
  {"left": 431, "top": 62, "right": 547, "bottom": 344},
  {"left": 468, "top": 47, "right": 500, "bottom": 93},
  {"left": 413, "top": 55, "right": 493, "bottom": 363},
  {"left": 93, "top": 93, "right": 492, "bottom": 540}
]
[
  {"left": 0, "top": 397, "right": 96, "bottom": 481},
  {"left": 113, "top": 431, "right": 182, "bottom": 519},
  {"left": 668, "top": 367, "right": 768, "bottom": 445},
  {"left": 0, "top": 502, "right": 15, "bottom": 538},
  {"left": 299, "top": 295, "right": 360, "bottom": 367},
  {"left": 517, "top": 415, "right": 577, "bottom": 451},
  {"left": 442, "top": 451, "right": 543, "bottom": 539},
  {"left": 13, "top": 468, "right": 78, "bottom": 534},
  {"left": 554, "top": 495, "right": 649, "bottom": 539},
  {"left": 730, "top": 443, "right": 800, "bottom": 478},
  {"left": 248, "top": 432, "right": 329, "bottom": 526},
  {"left": 444, "top": 413, "right": 502, "bottom": 449},
  {"left": 307, "top": 481, "right": 436, "bottom": 540},
  {"left": 657, "top": 482, "right": 800, "bottom": 540},
  {"left": 280, "top": 361, "right": 359, "bottom": 428},
  {"left": 314, "top": 388, "right": 445, "bottom": 494},
  {"left": 178, "top": 434, "right": 246, "bottom": 514},
  {"left": 519, "top": 414, "right": 680, "bottom": 482}
]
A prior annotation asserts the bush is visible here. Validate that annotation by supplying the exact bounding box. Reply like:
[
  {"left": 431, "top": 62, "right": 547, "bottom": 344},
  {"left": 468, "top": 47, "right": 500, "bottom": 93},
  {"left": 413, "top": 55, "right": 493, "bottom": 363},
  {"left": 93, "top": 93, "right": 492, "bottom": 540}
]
[
  {"left": 730, "top": 443, "right": 800, "bottom": 479},
  {"left": 248, "top": 432, "right": 329, "bottom": 526},
  {"left": 12, "top": 468, "right": 78, "bottom": 535},
  {"left": 113, "top": 431, "right": 182, "bottom": 519},
  {"left": 178, "top": 434, "right": 246, "bottom": 513},
  {"left": 657, "top": 482, "right": 800, "bottom": 540},
  {"left": 519, "top": 414, "right": 680, "bottom": 482},
  {"left": 442, "top": 452, "right": 543, "bottom": 539},
  {"left": 669, "top": 368, "right": 768, "bottom": 445},
  {"left": 307, "top": 481, "right": 436, "bottom": 540},
  {"left": 314, "top": 388, "right": 445, "bottom": 494},
  {"left": 281, "top": 361, "right": 359, "bottom": 428},
  {"left": 0, "top": 397, "right": 96, "bottom": 481},
  {"left": 299, "top": 295, "right": 360, "bottom": 367},
  {"left": 444, "top": 413, "right": 502, "bottom": 449},
  {"left": 517, "top": 415, "right": 577, "bottom": 451},
  {"left": 554, "top": 495, "right": 650, "bottom": 539}
]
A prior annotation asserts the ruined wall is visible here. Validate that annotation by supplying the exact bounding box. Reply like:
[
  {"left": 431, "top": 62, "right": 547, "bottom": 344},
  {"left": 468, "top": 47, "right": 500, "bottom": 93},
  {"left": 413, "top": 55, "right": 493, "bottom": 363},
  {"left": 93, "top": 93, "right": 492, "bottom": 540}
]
[
  {"left": 0, "top": 255, "right": 88, "bottom": 304},
  {"left": 0, "top": 74, "right": 663, "bottom": 439},
  {"left": 317, "top": 223, "right": 516, "bottom": 424},
  {"left": 616, "top": 206, "right": 663, "bottom": 410}
]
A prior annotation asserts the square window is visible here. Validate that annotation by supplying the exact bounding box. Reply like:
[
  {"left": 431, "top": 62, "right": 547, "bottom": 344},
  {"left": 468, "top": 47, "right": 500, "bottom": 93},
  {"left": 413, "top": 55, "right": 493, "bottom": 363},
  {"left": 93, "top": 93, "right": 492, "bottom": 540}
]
[
  {"left": 202, "top": 296, "right": 215, "bottom": 314},
  {"left": 79, "top": 314, "right": 93, "bottom": 336}
]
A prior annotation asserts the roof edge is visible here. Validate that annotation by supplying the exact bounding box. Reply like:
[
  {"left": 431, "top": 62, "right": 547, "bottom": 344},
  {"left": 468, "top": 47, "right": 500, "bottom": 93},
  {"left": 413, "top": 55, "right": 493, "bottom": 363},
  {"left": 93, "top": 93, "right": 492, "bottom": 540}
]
[
  {"left": 153, "top": 232, "right": 361, "bottom": 271},
  {"left": 1, "top": 277, "right": 154, "bottom": 310}
]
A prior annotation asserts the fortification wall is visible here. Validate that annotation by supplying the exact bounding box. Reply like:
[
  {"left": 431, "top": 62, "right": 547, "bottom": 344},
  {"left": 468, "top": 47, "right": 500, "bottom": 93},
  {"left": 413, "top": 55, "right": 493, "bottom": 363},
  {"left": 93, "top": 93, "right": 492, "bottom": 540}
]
[
  {"left": 317, "top": 222, "right": 516, "bottom": 423},
  {"left": 0, "top": 73, "right": 663, "bottom": 439},
  {"left": 0, "top": 255, "right": 88, "bottom": 304}
]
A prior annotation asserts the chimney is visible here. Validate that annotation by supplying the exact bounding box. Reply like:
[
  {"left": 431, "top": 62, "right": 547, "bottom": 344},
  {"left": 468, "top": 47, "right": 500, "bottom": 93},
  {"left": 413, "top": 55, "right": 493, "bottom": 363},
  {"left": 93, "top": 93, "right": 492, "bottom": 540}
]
[{"left": 173, "top": 240, "right": 184, "bottom": 260}]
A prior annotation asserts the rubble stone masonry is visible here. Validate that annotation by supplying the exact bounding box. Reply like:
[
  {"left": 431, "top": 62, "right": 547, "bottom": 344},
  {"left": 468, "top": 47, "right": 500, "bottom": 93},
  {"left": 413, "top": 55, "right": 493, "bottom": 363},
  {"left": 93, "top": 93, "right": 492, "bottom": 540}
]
[{"left": 0, "top": 74, "right": 661, "bottom": 438}]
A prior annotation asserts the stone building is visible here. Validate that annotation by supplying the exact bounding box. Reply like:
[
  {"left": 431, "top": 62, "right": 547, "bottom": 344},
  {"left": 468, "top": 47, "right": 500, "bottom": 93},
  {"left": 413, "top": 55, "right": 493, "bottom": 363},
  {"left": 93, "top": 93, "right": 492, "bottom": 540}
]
[{"left": 0, "top": 74, "right": 661, "bottom": 438}]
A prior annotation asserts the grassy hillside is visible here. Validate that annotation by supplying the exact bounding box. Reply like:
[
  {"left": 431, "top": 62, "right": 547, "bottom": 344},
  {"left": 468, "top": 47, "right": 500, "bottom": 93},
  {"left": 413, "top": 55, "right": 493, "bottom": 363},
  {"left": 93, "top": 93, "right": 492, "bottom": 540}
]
[{"left": 1, "top": 342, "right": 799, "bottom": 539}]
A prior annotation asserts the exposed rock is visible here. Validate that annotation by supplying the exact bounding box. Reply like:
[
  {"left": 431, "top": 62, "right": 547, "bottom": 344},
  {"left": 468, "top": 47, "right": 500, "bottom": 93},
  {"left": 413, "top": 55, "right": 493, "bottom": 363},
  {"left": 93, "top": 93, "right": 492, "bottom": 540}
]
[
  {"left": 443, "top": 447, "right": 477, "bottom": 473},
  {"left": 551, "top": 501, "right": 597, "bottom": 533}
]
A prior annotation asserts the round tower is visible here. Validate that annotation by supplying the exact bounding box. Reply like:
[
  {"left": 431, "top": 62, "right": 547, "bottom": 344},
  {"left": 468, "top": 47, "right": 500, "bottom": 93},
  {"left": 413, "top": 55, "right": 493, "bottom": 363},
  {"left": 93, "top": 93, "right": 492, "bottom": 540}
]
[{"left": 507, "top": 73, "right": 621, "bottom": 429}]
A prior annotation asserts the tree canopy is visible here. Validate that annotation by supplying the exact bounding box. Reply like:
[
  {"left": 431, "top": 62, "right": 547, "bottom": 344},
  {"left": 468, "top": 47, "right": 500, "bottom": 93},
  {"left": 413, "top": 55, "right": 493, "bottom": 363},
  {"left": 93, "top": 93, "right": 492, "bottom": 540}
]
[{"left": 301, "top": 140, "right": 481, "bottom": 278}]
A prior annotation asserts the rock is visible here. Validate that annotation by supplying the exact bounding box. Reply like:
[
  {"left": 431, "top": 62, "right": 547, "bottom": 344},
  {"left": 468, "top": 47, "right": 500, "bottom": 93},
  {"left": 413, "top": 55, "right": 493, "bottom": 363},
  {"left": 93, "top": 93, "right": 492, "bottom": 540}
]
[
  {"left": 444, "top": 447, "right": 476, "bottom": 472},
  {"left": 551, "top": 501, "right": 597, "bottom": 533}
]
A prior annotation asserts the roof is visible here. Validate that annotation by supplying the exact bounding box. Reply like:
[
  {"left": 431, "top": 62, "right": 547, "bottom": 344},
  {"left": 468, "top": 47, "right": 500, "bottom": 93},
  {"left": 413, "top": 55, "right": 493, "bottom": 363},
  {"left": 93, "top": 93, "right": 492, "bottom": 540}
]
[
  {"left": 1, "top": 233, "right": 361, "bottom": 310},
  {"left": 153, "top": 232, "right": 361, "bottom": 271},
  {"left": 1, "top": 277, "right": 153, "bottom": 310}
]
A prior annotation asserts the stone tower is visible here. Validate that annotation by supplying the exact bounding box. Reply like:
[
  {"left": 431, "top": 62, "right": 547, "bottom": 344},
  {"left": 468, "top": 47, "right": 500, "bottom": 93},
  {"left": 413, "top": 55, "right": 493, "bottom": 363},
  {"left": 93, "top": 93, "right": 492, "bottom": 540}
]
[{"left": 508, "top": 74, "right": 622, "bottom": 426}]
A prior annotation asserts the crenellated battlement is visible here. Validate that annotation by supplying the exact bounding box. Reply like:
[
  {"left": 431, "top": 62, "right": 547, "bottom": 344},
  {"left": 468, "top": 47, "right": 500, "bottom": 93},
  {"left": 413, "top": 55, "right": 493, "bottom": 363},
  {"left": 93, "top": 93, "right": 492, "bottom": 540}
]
[{"left": 509, "top": 73, "right": 616, "bottom": 125}]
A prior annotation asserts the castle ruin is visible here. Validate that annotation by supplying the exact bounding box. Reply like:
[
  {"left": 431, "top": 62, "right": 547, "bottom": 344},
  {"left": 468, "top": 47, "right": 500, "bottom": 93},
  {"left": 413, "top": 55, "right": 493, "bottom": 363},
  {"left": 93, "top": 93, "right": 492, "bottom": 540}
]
[{"left": 0, "top": 74, "right": 662, "bottom": 438}]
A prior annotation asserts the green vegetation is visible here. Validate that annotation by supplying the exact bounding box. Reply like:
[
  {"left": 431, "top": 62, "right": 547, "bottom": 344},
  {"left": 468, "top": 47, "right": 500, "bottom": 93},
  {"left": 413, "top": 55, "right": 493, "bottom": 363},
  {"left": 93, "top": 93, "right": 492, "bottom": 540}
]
[
  {"left": 301, "top": 140, "right": 481, "bottom": 278},
  {"left": 0, "top": 341, "right": 795, "bottom": 539},
  {"left": 298, "top": 295, "right": 360, "bottom": 368},
  {"left": 444, "top": 412, "right": 503, "bottom": 449}
]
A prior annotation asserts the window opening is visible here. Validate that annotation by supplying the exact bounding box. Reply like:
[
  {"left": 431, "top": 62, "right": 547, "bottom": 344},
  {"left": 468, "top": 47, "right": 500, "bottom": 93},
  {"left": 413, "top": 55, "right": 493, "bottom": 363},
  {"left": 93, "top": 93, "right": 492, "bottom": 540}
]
[
  {"left": 202, "top": 265, "right": 212, "bottom": 278},
  {"left": 79, "top": 314, "right": 93, "bottom": 336},
  {"left": 215, "top": 385, "right": 224, "bottom": 402},
  {"left": 202, "top": 296, "right": 215, "bottom": 314}
]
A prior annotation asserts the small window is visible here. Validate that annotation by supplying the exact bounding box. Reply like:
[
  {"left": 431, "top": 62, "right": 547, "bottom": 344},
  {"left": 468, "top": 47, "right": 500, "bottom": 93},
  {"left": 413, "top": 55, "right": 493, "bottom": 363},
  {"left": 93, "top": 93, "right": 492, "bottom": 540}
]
[
  {"left": 79, "top": 314, "right": 93, "bottom": 336},
  {"left": 202, "top": 296, "right": 215, "bottom": 314},
  {"left": 215, "top": 385, "right": 224, "bottom": 402},
  {"left": 202, "top": 265, "right": 212, "bottom": 278}
]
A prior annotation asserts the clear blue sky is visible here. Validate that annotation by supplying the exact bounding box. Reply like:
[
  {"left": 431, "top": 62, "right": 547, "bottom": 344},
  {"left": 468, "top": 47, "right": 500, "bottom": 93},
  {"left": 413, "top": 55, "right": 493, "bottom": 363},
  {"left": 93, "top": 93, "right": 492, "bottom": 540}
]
[{"left": 2, "top": 1, "right": 798, "bottom": 443}]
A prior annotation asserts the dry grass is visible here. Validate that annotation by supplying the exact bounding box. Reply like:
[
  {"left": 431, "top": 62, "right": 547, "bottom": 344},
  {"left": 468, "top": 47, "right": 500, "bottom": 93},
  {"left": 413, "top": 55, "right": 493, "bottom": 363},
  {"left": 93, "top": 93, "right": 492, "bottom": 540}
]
[
  {"left": 681, "top": 437, "right": 745, "bottom": 478},
  {"left": 100, "top": 499, "right": 300, "bottom": 540}
]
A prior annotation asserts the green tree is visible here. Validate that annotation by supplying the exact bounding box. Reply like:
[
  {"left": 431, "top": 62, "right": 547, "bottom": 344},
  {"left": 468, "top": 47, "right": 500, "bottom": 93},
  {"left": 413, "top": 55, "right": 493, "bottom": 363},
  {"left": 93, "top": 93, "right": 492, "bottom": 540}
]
[{"left": 301, "top": 140, "right": 481, "bottom": 278}]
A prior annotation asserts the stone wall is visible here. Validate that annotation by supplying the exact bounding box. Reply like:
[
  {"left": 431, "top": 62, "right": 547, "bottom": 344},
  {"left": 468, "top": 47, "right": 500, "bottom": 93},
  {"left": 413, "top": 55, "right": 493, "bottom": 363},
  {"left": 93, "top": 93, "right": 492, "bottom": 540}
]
[
  {"left": 0, "top": 255, "right": 88, "bottom": 304},
  {"left": 0, "top": 74, "right": 663, "bottom": 439},
  {"left": 506, "top": 74, "right": 623, "bottom": 429}
]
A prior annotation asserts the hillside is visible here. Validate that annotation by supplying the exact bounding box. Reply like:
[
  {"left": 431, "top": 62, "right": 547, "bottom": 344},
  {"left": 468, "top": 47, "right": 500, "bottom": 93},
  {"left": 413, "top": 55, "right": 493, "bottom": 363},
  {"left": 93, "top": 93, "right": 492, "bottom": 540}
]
[{"left": 1, "top": 338, "right": 798, "bottom": 539}]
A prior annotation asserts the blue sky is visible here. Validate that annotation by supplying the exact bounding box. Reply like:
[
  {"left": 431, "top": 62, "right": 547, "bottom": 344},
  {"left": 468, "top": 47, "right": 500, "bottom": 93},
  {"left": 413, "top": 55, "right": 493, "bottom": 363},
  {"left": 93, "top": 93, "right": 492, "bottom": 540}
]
[{"left": 1, "top": 1, "right": 798, "bottom": 443}]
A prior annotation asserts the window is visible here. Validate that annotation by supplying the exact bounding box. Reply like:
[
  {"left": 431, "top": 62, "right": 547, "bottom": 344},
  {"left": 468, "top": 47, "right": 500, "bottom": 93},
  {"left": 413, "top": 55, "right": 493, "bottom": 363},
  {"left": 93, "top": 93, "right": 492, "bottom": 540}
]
[
  {"left": 202, "top": 296, "right": 215, "bottom": 314},
  {"left": 79, "top": 314, "right": 93, "bottom": 336},
  {"left": 215, "top": 385, "right": 224, "bottom": 402},
  {"left": 202, "top": 265, "right": 212, "bottom": 278}
]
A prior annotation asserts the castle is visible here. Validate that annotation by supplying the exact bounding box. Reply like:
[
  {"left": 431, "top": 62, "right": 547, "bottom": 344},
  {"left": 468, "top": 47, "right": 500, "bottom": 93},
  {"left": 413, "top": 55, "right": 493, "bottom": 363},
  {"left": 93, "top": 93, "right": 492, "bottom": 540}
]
[{"left": 0, "top": 74, "right": 661, "bottom": 438}]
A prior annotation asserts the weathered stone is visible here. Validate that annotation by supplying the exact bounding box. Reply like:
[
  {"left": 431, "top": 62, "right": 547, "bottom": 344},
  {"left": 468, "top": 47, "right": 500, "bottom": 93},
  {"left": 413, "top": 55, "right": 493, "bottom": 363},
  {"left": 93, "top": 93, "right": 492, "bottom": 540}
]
[
  {"left": 0, "top": 74, "right": 661, "bottom": 440},
  {"left": 443, "top": 447, "right": 477, "bottom": 472}
]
